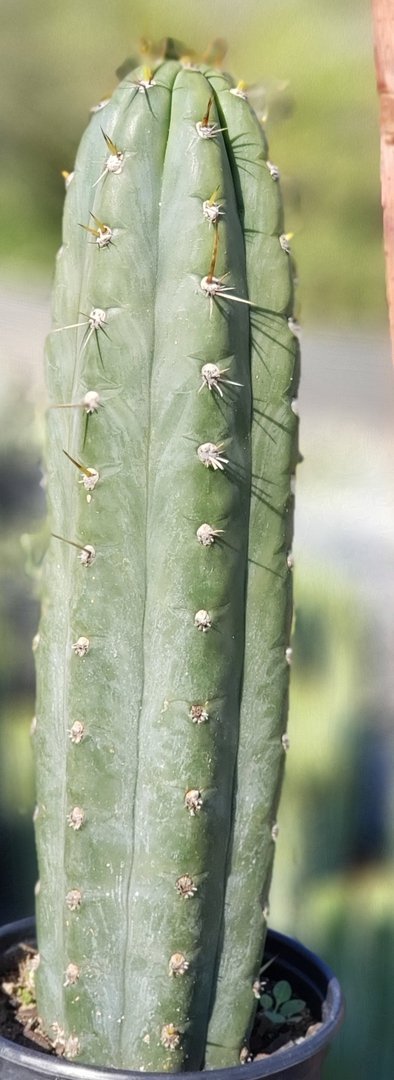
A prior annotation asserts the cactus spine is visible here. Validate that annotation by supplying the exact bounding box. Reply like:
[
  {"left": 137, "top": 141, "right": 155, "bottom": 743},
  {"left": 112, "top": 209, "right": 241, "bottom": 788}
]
[{"left": 34, "top": 50, "right": 299, "bottom": 1072}]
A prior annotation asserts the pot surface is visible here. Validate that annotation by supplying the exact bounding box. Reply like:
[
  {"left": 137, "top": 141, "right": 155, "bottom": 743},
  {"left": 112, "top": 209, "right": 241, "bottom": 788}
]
[{"left": 0, "top": 919, "right": 343, "bottom": 1080}]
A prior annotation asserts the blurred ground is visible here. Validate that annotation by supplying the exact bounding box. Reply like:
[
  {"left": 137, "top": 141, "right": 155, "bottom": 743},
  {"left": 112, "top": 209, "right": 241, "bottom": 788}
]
[{"left": 297, "top": 326, "right": 393, "bottom": 678}]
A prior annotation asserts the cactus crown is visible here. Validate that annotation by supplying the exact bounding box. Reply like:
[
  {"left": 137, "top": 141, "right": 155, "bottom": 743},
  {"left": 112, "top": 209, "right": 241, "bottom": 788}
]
[{"left": 33, "top": 38, "right": 299, "bottom": 1072}]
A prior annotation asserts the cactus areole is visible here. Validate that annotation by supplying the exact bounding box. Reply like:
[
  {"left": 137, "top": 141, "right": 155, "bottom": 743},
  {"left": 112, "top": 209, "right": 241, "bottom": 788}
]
[{"left": 34, "top": 47, "right": 299, "bottom": 1073}]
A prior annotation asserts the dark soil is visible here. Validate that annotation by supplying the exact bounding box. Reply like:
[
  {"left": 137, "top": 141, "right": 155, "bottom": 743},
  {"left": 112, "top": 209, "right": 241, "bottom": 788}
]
[{"left": 0, "top": 940, "right": 54, "bottom": 1054}]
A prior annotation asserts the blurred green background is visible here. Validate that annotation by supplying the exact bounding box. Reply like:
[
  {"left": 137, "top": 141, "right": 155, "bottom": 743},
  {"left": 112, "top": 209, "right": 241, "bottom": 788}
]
[
  {"left": 0, "top": 0, "right": 387, "bottom": 322},
  {"left": 0, "top": 1, "right": 393, "bottom": 1078}
]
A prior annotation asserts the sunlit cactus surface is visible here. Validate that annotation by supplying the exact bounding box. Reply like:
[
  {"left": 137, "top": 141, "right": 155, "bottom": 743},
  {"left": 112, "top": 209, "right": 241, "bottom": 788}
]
[{"left": 33, "top": 41, "right": 300, "bottom": 1072}]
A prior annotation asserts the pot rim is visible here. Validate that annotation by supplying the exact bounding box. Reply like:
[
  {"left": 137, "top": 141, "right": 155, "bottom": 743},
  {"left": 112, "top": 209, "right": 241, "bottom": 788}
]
[{"left": 0, "top": 917, "right": 344, "bottom": 1079}]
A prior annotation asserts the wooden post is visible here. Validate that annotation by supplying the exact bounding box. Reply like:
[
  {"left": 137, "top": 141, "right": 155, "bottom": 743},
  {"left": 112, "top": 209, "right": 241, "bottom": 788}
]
[{"left": 371, "top": 0, "right": 394, "bottom": 363}]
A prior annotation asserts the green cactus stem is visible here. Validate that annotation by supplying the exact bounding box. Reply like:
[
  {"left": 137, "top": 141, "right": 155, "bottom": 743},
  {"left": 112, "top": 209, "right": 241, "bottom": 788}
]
[
  {"left": 34, "top": 51, "right": 298, "bottom": 1072},
  {"left": 203, "top": 74, "right": 298, "bottom": 1067}
]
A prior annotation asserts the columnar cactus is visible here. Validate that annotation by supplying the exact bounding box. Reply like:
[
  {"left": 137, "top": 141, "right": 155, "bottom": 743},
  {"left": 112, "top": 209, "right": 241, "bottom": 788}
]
[{"left": 33, "top": 45, "right": 299, "bottom": 1072}]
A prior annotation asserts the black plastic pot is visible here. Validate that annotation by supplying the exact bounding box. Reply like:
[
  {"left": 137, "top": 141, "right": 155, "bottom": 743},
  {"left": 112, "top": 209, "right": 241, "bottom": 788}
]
[{"left": 0, "top": 918, "right": 343, "bottom": 1080}]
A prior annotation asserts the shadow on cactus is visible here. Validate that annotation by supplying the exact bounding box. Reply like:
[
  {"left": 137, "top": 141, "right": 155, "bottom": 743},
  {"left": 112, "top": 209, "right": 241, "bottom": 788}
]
[{"left": 32, "top": 37, "right": 300, "bottom": 1071}]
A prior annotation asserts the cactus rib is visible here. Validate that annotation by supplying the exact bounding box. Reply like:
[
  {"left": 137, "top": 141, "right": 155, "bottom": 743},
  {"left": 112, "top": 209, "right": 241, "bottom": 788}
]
[{"left": 204, "top": 75, "right": 298, "bottom": 1067}]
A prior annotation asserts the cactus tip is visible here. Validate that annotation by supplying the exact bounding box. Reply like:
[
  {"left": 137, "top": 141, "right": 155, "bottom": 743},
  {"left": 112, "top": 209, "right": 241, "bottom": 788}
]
[
  {"left": 64, "top": 1036, "right": 80, "bottom": 1059},
  {"left": 160, "top": 1024, "right": 181, "bottom": 1051},
  {"left": 199, "top": 362, "right": 242, "bottom": 396},
  {"left": 65, "top": 889, "right": 82, "bottom": 911},
  {"left": 266, "top": 160, "right": 280, "bottom": 181},
  {"left": 229, "top": 80, "right": 248, "bottom": 101},
  {"left": 176, "top": 875, "right": 197, "bottom": 898},
  {"left": 72, "top": 636, "right": 90, "bottom": 657},
  {"left": 168, "top": 953, "right": 189, "bottom": 977},
  {"left": 68, "top": 720, "right": 85, "bottom": 744},
  {"left": 64, "top": 963, "right": 80, "bottom": 987},
  {"left": 185, "top": 789, "right": 203, "bottom": 815},
  {"left": 190, "top": 703, "right": 209, "bottom": 724},
  {"left": 67, "top": 807, "right": 85, "bottom": 831},
  {"left": 194, "top": 609, "right": 212, "bottom": 632},
  {"left": 197, "top": 442, "right": 228, "bottom": 471},
  {"left": 196, "top": 523, "right": 223, "bottom": 546}
]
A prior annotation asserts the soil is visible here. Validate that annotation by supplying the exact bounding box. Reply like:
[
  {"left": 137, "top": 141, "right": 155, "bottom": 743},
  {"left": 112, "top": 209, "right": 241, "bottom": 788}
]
[
  {"left": 0, "top": 938, "right": 322, "bottom": 1065},
  {"left": 0, "top": 940, "right": 54, "bottom": 1055}
]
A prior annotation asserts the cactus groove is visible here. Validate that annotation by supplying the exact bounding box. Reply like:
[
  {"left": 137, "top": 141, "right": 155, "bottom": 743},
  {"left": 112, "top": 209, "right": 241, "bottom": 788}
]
[{"left": 34, "top": 50, "right": 299, "bottom": 1072}]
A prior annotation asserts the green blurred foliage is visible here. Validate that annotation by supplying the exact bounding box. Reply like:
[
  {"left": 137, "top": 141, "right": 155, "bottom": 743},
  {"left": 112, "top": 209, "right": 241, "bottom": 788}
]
[
  {"left": 0, "top": 0, "right": 385, "bottom": 322},
  {"left": 301, "top": 868, "right": 394, "bottom": 1080},
  {"left": 270, "top": 567, "right": 370, "bottom": 927},
  {"left": 0, "top": 388, "right": 43, "bottom": 919},
  {"left": 0, "top": 391, "right": 44, "bottom": 706},
  {"left": 270, "top": 568, "right": 394, "bottom": 1079}
]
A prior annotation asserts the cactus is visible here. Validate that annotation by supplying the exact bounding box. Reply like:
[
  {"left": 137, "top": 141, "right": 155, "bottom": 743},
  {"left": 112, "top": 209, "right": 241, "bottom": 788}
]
[{"left": 33, "top": 43, "right": 299, "bottom": 1072}]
